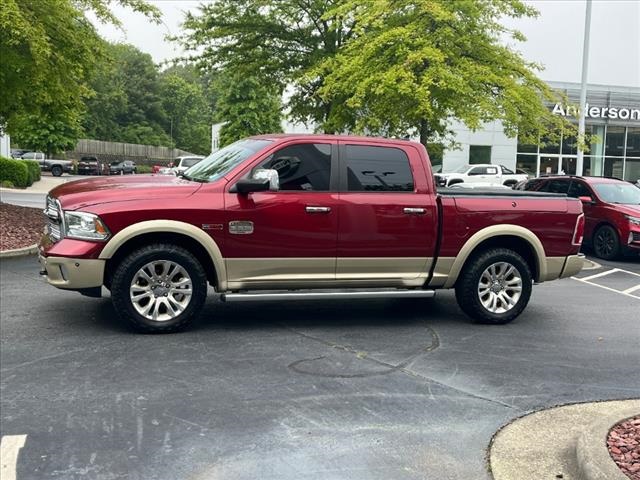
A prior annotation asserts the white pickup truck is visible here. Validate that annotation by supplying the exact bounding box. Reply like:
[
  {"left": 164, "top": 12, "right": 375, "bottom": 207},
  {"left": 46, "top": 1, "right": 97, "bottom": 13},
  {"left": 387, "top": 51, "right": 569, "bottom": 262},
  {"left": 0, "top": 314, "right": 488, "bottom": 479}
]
[{"left": 435, "top": 164, "right": 529, "bottom": 188}]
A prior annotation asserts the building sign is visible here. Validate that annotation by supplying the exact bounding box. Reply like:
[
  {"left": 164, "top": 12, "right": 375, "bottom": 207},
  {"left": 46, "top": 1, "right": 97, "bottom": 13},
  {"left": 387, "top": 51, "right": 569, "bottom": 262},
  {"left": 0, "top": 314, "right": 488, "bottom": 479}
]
[{"left": 552, "top": 103, "right": 640, "bottom": 120}]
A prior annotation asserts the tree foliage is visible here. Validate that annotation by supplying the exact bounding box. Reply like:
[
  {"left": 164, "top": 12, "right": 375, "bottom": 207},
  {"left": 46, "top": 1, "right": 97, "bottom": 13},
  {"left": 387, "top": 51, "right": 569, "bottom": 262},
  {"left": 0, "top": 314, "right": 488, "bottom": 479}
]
[
  {"left": 215, "top": 71, "right": 283, "bottom": 147},
  {"left": 159, "top": 66, "right": 213, "bottom": 155},
  {"left": 0, "top": 0, "right": 159, "bottom": 152},
  {"left": 178, "top": 0, "right": 354, "bottom": 130},
  {"left": 179, "top": 0, "right": 574, "bottom": 146},
  {"left": 83, "top": 43, "right": 170, "bottom": 146},
  {"left": 314, "top": 0, "right": 574, "bottom": 145}
]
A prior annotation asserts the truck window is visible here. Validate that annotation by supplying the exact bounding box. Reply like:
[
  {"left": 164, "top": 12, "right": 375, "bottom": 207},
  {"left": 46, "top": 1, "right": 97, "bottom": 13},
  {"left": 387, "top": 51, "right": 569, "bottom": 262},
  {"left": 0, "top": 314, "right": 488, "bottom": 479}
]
[
  {"left": 345, "top": 145, "right": 414, "bottom": 192},
  {"left": 468, "top": 167, "right": 486, "bottom": 176},
  {"left": 258, "top": 143, "right": 332, "bottom": 191},
  {"left": 486, "top": 167, "right": 498, "bottom": 175}
]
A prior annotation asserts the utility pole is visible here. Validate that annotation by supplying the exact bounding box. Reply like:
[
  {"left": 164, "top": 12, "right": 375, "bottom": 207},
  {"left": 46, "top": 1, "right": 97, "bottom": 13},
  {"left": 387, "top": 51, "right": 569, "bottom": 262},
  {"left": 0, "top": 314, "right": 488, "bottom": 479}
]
[{"left": 576, "top": 0, "right": 592, "bottom": 176}]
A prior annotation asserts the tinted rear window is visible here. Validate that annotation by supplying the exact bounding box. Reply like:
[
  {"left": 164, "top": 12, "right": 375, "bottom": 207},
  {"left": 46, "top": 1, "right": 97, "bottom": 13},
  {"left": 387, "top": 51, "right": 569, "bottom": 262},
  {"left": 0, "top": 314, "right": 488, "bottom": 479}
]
[{"left": 345, "top": 145, "right": 414, "bottom": 192}]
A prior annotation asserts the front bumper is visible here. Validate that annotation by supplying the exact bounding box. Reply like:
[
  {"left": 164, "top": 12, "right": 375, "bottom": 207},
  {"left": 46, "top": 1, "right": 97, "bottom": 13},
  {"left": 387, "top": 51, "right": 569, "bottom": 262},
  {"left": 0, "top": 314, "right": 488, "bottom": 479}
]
[{"left": 39, "top": 254, "right": 105, "bottom": 290}]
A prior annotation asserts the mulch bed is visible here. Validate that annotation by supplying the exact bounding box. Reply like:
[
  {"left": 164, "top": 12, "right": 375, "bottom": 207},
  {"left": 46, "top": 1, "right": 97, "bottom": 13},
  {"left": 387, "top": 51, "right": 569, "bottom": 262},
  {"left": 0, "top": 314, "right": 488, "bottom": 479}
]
[
  {"left": 608, "top": 415, "right": 640, "bottom": 479},
  {"left": 0, "top": 202, "right": 45, "bottom": 251}
]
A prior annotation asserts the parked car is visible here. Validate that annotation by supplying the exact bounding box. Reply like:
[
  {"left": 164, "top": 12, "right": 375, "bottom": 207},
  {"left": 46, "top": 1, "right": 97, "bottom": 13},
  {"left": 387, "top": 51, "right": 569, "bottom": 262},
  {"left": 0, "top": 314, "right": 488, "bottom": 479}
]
[
  {"left": 77, "top": 156, "right": 105, "bottom": 175},
  {"left": 109, "top": 160, "right": 137, "bottom": 175},
  {"left": 10, "top": 148, "right": 29, "bottom": 159},
  {"left": 39, "top": 134, "right": 584, "bottom": 333},
  {"left": 436, "top": 164, "right": 528, "bottom": 188},
  {"left": 522, "top": 175, "right": 640, "bottom": 260},
  {"left": 20, "top": 151, "right": 73, "bottom": 176}
]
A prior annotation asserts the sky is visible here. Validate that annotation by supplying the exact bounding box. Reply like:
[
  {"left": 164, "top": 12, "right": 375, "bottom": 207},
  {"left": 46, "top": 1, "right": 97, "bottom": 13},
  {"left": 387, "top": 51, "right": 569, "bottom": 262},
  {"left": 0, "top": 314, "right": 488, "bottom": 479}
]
[{"left": 92, "top": 0, "right": 640, "bottom": 87}]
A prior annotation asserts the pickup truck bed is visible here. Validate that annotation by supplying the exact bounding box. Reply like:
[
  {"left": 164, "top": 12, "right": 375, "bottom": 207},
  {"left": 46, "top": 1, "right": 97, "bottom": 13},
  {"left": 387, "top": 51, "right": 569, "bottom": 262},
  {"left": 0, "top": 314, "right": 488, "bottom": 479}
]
[{"left": 39, "top": 134, "right": 585, "bottom": 333}]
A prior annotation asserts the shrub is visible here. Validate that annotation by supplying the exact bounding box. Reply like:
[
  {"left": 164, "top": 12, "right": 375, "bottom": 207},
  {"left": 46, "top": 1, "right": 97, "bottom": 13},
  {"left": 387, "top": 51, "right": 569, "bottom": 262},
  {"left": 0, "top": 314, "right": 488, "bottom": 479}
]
[
  {"left": 1, "top": 180, "right": 15, "bottom": 188},
  {"left": 0, "top": 156, "right": 29, "bottom": 188},
  {"left": 136, "top": 165, "right": 152, "bottom": 174},
  {"left": 21, "top": 160, "right": 41, "bottom": 185}
]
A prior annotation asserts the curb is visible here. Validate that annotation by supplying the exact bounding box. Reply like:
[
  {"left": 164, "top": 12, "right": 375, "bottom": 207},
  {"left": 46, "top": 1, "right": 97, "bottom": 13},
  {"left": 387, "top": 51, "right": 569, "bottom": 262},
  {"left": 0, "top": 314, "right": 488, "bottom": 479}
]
[
  {"left": 577, "top": 411, "right": 639, "bottom": 480},
  {"left": 0, "top": 244, "right": 39, "bottom": 258}
]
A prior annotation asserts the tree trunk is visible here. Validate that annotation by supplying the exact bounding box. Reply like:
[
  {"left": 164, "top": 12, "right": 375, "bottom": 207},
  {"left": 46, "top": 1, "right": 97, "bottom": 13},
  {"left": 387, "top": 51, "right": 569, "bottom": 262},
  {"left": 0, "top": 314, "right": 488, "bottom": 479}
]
[{"left": 419, "top": 120, "right": 431, "bottom": 146}]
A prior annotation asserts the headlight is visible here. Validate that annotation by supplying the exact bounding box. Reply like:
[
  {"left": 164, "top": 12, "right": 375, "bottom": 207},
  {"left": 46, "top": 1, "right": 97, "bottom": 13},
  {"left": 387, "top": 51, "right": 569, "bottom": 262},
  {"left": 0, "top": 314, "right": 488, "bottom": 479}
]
[
  {"left": 63, "top": 211, "right": 110, "bottom": 240},
  {"left": 626, "top": 215, "right": 640, "bottom": 227}
]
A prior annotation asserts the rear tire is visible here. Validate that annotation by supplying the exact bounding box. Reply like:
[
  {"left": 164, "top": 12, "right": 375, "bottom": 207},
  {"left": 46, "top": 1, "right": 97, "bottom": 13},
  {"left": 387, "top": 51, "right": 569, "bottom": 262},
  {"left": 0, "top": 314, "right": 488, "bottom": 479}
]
[
  {"left": 455, "top": 248, "right": 533, "bottom": 324},
  {"left": 51, "top": 165, "right": 63, "bottom": 177},
  {"left": 110, "top": 243, "right": 207, "bottom": 333},
  {"left": 592, "top": 225, "right": 620, "bottom": 260}
]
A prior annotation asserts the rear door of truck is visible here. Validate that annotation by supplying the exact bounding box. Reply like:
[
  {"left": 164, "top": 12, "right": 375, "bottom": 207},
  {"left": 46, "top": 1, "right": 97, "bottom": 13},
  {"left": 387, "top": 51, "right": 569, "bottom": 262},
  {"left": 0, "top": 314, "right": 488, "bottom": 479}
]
[{"left": 335, "top": 140, "right": 438, "bottom": 285}]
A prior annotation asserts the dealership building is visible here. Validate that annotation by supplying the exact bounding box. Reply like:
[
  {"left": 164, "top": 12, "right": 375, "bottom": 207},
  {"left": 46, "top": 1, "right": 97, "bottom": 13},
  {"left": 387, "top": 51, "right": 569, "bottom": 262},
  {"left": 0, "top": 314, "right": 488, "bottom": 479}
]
[{"left": 441, "top": 81, "right": 640, "bottom": 182}]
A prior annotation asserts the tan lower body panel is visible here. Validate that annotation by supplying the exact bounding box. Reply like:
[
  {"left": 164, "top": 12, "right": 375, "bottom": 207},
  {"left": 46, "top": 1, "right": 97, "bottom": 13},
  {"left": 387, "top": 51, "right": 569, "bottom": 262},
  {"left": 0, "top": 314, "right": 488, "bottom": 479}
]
[
  {"left": 225, "top": 257, "right": 431, "bottom": 290},
  {"left": 543, "top": 257, "right": 566, "bottom": 281},
  {"left": 39, "top": 255, "right": 105, "bottom": 289}
]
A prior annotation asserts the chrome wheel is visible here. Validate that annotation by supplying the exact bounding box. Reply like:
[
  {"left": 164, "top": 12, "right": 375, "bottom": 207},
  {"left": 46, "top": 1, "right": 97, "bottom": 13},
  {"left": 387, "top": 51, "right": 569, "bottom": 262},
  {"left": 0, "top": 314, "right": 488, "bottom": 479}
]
[
  {"left": 477, "top": 262, "right": 523, "bottom": 314},
  {"left": 129, "top": 260, "right": 193, "bottom": 321}
]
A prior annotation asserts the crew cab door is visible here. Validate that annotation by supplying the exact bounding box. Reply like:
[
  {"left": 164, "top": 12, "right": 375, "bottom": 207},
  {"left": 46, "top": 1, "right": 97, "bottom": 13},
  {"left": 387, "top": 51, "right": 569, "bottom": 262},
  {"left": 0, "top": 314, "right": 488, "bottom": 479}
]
[
  {"left": 224, "top": 141, "right": 339, "bottom": 289},
  {"left": 335, "top": 141, "right": 438, "bottom": 287}
]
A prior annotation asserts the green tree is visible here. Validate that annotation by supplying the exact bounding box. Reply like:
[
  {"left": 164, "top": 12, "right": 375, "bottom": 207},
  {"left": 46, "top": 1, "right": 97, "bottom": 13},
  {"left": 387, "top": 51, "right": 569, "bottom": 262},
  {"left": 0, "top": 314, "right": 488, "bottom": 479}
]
[
  {"left": 178, "top": 0, "right": 355, "bottom": 130},
  {"left": 83, "top": 43, "right": 170, "bottom": 146},
  {"left": 314, "top": 0, "right": 574, "bottom": 146},
  {"left": 215, "top": 71, "right": 283, "bottom": 147},
  {"left": 12, "top": 109, "right": 83, "bottom": 157},
  {"left": 159, "top": 66, "right": 213, "bottom": 155},
  {"left": 0, "top": 0, "right": 160, "bottom": 147}
]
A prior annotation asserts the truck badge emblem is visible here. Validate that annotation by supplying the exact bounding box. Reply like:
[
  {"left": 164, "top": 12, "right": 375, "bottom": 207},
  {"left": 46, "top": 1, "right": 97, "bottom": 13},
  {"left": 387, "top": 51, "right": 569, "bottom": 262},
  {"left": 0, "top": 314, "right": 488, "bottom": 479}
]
[
  {"left": 202, "top": 224, "right": 223, "bottom": 231},
  {"left": 229, "top": 221, "right": 254, "bottom": 235}
]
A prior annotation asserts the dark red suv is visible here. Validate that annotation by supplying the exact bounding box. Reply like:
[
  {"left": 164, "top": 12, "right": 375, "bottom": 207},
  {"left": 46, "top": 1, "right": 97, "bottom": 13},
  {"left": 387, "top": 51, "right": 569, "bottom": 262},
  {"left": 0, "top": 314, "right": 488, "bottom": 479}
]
[{"left": 523, "top": 176, "right": 640, "bottom": 260}]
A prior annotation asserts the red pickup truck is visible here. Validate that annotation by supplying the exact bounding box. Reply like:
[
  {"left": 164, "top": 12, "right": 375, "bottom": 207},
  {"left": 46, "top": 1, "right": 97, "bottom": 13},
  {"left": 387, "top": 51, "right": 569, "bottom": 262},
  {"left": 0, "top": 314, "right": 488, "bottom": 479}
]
[{"left": 39, "top": 135, "right": 585, "bottom": 332}]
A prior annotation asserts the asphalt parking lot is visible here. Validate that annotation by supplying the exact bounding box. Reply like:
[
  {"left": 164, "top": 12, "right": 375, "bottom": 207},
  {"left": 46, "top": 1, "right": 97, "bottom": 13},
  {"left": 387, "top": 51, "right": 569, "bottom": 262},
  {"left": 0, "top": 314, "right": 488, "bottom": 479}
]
[{"left": 1, "top": 255, "right": 639, "bottom": 480}]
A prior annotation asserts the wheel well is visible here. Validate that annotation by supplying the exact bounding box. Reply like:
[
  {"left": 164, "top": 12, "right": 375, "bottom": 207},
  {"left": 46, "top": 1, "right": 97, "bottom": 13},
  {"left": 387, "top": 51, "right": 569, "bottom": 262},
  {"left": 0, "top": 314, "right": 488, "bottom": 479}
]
[
  {"left": 463, "top": 235, "right": 539, "bottom": 281},
  {"left": 503, "top": 179, "right": 517, "bottom": 186},
  {"left": 103, "top": 232, "right": 218, "bottom": 290}
]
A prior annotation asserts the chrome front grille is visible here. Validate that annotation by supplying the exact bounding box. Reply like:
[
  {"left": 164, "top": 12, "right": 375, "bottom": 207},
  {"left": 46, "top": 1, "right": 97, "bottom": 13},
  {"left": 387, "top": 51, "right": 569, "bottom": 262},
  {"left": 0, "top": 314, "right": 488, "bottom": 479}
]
[{"left": 44, "top": 196, "right": 63, "bottom": 242}]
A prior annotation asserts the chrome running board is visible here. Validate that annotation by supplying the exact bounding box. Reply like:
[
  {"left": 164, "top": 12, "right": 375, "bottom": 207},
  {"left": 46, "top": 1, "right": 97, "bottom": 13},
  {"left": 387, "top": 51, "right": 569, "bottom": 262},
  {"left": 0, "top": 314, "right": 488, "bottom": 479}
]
[{"left": 221, "top": 289, "right": 435, "bottom": 303}]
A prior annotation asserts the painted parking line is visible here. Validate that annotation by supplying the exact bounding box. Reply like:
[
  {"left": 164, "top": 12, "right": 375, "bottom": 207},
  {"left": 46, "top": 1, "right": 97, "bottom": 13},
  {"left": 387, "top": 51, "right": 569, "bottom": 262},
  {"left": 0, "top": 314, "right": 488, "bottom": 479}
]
[
  {"left": 572, "top": 266, "right": 640, "bottom": 299},
  {"left": 622, "top": 284, "right": 640, "bottom": 295},
  {"left": 1, "top": 435, "right": 27, "bottom": 480},
  {"left": 579, "top": 268, "right": 621, "bottom": 282}
]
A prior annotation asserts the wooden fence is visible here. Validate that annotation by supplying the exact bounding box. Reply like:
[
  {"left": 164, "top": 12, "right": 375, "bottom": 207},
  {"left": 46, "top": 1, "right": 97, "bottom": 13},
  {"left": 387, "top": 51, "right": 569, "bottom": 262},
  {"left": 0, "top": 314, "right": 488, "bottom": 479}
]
[{"left": 65, "top": 139, "right": 197, "bottom": 166}]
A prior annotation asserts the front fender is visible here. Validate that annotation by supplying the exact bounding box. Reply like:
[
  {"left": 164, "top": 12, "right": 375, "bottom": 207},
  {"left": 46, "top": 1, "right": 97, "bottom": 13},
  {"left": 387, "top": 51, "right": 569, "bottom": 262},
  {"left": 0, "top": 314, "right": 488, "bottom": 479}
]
[{"left": 99, "top": 220, "right": 227, "bottom": 290}]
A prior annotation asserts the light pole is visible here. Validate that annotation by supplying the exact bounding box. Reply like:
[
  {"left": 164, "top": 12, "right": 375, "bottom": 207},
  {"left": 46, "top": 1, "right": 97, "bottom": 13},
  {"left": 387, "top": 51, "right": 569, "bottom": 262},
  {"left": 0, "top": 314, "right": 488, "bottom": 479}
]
[{"left": 576, "top": 0, "right": 593, "bottom": 176}]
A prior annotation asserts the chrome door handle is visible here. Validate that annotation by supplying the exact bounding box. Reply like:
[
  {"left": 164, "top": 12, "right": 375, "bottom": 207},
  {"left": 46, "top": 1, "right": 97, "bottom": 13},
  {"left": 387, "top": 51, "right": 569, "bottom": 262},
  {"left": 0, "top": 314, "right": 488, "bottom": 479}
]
[
  {"left": 403, "top": 207, "right": 426, "bottom": 215},
  {"left": 306, "top": 206, "right": 331, "bottom": 213}
]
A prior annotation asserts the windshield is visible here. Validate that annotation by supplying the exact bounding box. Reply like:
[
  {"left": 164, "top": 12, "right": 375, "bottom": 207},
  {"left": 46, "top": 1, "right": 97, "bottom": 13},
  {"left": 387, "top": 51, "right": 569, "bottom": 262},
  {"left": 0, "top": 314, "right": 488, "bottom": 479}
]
[
  {"left": 182, "top": 158, "right": 202, "bottom": 167},
  {"left": 593, "top": 183, "right": 640, "bottom": 205},
  {"left": 453, "top": 165, "right": 471, "bottom": 173},
  {"left": 184, "top": 139, "right": 273, "bottom": 182}
]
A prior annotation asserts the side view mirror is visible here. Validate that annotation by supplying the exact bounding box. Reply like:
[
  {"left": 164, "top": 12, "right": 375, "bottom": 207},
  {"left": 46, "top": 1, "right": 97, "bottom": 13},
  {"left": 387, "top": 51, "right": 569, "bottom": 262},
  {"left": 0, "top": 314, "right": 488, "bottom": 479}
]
[
  {"left": 233, "top": 169, "right": 279, "bottom": 194},
  {"left": 578, "top": 196, "right": 595, "bottom": 205}
]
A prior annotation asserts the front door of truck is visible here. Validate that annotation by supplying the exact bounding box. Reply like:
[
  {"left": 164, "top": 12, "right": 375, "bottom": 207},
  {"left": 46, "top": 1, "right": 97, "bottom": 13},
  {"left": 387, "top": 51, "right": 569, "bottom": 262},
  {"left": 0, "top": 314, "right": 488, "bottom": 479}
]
[
  {"left": 224, "top": 141, "right": 339, "bottom": 289},
  {"left": 335, "top": 141, "right": 438, "bottom": 287}
]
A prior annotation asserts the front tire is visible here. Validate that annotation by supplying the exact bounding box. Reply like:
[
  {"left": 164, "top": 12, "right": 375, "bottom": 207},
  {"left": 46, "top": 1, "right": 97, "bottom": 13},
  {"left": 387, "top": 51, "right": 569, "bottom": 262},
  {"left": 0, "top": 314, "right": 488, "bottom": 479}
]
[
  {"left": 592, "top": 225, "right": 620, "bottom": 260},
  {"left": 51, "top": 165, "right": 63, "bottom": 177},
  {"left": 455, "top": 248, "right": 533, "bottom": 324},
  {"left": 110, "top": 244, "right": 207, "bottom": 333}
]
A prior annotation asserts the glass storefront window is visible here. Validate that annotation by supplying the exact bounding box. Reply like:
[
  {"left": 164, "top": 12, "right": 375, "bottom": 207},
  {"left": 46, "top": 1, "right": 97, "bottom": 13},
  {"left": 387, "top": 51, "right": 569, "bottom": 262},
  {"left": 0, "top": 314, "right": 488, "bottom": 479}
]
[
  {"left": 540, "top": 156, "right": 558, "bottom": 175},
  {"left": 604, "top": 157, "right": 624, "bottom": 178},
  {"left": 517, "top": 138, "right": 538, "bottom": 154},
  {"left": 562, "top": 157, "right": 577, "bottom": 175},
  {"left": 516, "top": 154, "right": 537, "bottom": 176},
  {"left": 469, "top": 145, "right": 491, "bottom": 164},
  {"left": 626, "top": 128, "right": 640, "bottom": 157},
  {"left": 562, "top": 135, "right": 577, "bottom": 155},
  {"left": 582, "top": 157, "right": 591, "bottom": 176},
  {"left": 624, "top": 158, "right": 640, "bottom": 183},
  {"left": 539, "top": 136, "right": 560, "bottom": 154},
  {"left": 605, "top": 126, "right": 625, "bottom": 157}
]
